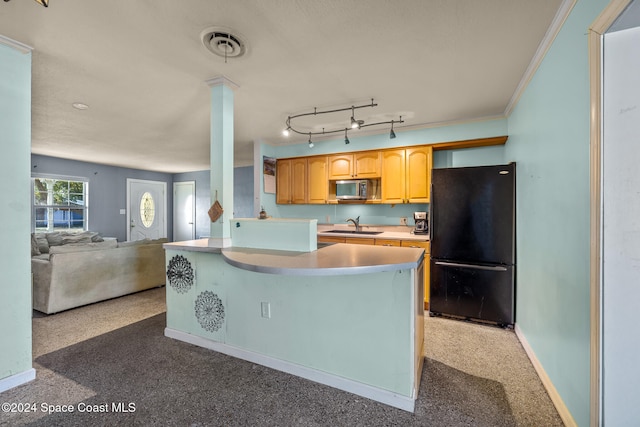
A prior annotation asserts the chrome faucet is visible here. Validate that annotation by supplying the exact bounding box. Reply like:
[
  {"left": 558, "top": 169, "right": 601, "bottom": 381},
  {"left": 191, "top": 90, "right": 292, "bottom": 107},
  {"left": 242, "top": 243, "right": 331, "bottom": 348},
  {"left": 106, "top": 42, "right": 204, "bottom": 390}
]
[{"left": 346, "top": 216, "right": 360, "bottom": 232}]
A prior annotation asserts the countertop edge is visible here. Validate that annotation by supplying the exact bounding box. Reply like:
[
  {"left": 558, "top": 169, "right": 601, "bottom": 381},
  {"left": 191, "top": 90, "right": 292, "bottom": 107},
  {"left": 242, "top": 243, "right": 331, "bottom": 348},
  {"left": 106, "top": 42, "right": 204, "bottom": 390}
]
[
  {"left": 165, "top": 240, "right": 424, "bottom": 276},
  {"left": 222, "top": 250, "right": 422, "bottom": 276}
]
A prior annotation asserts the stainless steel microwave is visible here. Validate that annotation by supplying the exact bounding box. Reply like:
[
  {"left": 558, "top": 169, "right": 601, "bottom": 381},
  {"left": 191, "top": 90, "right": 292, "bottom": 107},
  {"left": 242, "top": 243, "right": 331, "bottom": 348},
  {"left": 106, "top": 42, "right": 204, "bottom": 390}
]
[{"left": 336, "top": 179, "right": 370, "bottom": 200}]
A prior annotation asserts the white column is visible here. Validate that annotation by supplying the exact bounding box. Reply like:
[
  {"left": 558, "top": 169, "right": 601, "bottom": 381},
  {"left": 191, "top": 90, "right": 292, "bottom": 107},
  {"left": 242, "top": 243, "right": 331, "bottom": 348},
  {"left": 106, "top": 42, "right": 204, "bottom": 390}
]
[{"left": 206, "top": 76, "right": 238, "bottom": 247}]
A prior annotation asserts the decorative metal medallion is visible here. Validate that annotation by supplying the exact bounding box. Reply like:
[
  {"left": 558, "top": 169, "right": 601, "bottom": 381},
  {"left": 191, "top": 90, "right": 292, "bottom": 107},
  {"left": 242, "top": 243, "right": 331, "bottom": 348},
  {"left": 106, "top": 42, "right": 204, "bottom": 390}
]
[
  {"left": 194, "top": 291, "right": 225, "bottom": 332},
  {"left": 166, "top": 255, "right": 194, "bottom": 293}
]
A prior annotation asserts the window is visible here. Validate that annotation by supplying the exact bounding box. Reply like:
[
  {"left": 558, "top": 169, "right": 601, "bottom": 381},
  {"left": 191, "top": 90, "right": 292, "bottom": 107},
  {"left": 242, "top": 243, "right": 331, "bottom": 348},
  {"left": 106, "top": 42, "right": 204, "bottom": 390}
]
[{"left": 33, "top": 177, "right": 88, "bottom": 232}]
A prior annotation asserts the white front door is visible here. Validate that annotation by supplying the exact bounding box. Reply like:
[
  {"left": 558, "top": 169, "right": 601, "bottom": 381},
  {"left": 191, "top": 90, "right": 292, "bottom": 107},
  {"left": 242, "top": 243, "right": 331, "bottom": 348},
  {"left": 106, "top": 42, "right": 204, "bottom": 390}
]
[
  {"left": 127, "top": 179, "right": 167, "bottom": 241},
  {"left": 173, "top": 181, "right": 195, "bottom": 242}
]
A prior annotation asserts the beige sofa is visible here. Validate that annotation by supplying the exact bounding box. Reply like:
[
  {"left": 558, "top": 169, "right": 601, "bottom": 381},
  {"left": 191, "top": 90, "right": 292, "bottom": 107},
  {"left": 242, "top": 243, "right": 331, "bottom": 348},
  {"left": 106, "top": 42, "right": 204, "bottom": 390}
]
[{"left": 31, "top": 231, "right": 167, "bottom": 314}]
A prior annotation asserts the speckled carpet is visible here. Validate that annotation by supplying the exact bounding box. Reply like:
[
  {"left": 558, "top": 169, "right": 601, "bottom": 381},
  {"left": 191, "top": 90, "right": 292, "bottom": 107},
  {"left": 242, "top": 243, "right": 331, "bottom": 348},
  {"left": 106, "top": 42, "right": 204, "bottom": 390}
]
[
  {"left": 0, "top": 288, "right": 563, "bottom": 426},
  {"left": 15, "top": 313, "right": 515, "bottom": 427}
]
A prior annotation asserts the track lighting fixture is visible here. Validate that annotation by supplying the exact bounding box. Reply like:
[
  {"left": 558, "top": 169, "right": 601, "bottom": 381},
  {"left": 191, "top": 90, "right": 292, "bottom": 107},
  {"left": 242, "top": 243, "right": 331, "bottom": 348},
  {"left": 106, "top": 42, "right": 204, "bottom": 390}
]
[
  {"left": 3, "top": 0, "right": 48, "bottom": 6},
  {"left": 283, "top": 98, "right": 403, "bottom": 149}
]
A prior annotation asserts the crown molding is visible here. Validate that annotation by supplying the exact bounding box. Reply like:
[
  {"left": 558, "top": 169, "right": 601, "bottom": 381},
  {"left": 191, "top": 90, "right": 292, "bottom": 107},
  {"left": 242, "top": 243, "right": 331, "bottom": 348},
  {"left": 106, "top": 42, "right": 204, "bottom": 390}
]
[
  {"left": 0, "top": 34, "right": 33, "bottom": 54},
  {"left": 205, "top": 75, "right": 240, "bottom": 90}
]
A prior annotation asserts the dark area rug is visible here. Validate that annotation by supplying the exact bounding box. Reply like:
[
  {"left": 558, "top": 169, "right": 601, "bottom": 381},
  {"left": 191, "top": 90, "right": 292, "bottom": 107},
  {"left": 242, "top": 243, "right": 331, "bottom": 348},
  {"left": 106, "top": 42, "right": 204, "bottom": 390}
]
[{"left": 33, "top": 313, "right": 515, "bottom": 426}]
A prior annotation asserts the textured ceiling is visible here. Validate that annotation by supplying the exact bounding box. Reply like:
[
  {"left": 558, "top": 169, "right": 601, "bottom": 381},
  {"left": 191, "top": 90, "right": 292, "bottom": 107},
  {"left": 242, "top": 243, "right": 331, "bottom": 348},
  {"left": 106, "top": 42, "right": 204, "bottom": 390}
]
[{"left": 1, "top": 0, "right": 563, "bottom": 172}]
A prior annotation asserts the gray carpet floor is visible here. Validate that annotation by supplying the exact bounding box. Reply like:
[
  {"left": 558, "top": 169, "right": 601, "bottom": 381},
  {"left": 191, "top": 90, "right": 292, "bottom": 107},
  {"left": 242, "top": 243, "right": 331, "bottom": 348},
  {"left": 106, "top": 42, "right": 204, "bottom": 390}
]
[{"left": 0, "top": 287, "right": 564, "bottom": 426}]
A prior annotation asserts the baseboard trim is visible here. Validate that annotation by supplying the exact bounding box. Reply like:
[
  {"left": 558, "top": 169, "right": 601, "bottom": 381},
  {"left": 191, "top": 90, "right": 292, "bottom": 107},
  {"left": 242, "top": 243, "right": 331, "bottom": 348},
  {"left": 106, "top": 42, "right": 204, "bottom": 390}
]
[
  {"left": 165, "top": 327, "right": 416, "bottom": 412},
  {"left": 514, "top": 324, "right": 577, "bottom": 427},
  {"left": 0, "top": 368, "right": 36, "bottom": 394}
]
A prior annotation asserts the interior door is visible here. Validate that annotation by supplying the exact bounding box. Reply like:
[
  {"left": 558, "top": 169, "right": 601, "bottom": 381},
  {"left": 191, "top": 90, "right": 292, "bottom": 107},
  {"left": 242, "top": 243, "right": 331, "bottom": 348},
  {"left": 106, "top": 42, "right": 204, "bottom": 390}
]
[
  {"left": 127, "top": 179, "right": 167, "bottom": 241},
  {"left": 173, "top": 181, "right": 195, "bottom": 242}
]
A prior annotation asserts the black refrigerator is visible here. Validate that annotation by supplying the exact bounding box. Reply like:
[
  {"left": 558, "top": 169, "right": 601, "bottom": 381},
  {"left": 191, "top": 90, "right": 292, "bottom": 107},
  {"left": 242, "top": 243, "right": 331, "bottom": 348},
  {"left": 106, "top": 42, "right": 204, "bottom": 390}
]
[{"left": 429, "top": 163, "right": 515, "bottom": 326}]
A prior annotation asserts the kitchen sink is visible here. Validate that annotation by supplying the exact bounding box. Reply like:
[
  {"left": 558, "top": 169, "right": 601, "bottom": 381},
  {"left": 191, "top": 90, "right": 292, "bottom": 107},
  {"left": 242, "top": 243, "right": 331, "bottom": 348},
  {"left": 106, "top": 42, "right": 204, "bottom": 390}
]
[{"left": 324, "top": 230, "right": 383, "bottom": 235}]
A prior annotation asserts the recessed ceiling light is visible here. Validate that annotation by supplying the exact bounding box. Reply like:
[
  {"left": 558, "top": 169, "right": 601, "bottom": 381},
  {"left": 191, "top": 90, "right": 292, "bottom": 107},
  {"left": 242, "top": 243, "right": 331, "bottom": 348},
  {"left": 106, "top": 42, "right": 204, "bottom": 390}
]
[{"left": 72, "top": 102, "right": 89, "bottom": 110}]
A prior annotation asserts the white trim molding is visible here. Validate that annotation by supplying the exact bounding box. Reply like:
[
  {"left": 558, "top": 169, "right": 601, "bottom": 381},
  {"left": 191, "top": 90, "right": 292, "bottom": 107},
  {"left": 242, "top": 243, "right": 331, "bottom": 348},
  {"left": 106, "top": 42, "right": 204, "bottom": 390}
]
[
  {"left": 515, "top": 324, "right": 576, "bottom": 426},
  {"left": 165, "top": 328, "right": 416, "bottom": 412},
  {"left": 588, "top": 2, "right": 633, "bottom": 426},
  {"left": 0, "top": 34, "right": 33, "bottom": 54},
  {"left": 0, "top": 368, "right": 36, "bottom": 394}
]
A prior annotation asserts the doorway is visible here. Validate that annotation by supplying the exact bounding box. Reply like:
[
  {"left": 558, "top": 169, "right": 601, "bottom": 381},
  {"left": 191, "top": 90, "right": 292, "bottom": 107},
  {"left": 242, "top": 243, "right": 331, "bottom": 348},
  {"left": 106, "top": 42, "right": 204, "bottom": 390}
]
[
  {"left": 590, "top": 0, "right": 637, "bottom": 425},
  {"left": 127, "top": 179, "right": 167, "bottom": 241},
  {"left": 173, "top": 181, "right": 195, "bottom": 242}
]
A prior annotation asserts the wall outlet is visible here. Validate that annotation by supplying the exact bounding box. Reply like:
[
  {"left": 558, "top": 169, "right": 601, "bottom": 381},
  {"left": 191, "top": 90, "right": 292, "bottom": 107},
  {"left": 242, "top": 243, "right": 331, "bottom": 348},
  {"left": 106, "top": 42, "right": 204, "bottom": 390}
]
[
  {"left": 400, "top": 217, "right": 408, "bottom": 225},
  {"left": 261, "top": 302, "right": 271, "bottom": 319},
  {"left": 325, "top": 215, "right": 330, "bottom": 223}
]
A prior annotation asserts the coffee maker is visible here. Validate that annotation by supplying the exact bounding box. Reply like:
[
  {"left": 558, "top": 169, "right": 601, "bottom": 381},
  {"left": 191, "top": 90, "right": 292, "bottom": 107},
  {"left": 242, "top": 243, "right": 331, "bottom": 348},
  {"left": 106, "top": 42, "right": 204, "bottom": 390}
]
[{"left": 413, "top": 211, "right": 428, "bottom": 235}]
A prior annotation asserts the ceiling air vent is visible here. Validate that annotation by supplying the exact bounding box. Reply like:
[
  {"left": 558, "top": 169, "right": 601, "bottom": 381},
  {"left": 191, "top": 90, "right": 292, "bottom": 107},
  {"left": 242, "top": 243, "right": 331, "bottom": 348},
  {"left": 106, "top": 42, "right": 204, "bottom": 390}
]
[{"left": 200, "top": 27, "right": 247, "bottom": 60}]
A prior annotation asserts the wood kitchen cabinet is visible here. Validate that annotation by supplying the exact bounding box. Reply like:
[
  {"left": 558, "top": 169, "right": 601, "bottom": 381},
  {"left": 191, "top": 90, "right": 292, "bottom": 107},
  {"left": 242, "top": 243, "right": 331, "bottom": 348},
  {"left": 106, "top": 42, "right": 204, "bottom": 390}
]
[
  {"left": 307, "top": 156, "right": 328, "bottom": 204},
  {"left": 328, "top": 151, "right": 381, "bottom": 180},
  {"left": 318, "top": 235, "right": 346, "bottom": 244},
  {"left": 276, "top": 158, "right": 307, "bottom": 204},
  {"left": 374, "top": 239, "right": 401, "bottom": 247},
  {"left": 319, "top": 231, "right": 431, "bottom": 307},
  {"left": 381, "top": 146, "right": 433, "bottom": 204},
  {"left": 401, "top": 240, "right": 431, "bottom": 308},
  {"left": 380, "top": 149, "right": 406, "bottom": 203}
]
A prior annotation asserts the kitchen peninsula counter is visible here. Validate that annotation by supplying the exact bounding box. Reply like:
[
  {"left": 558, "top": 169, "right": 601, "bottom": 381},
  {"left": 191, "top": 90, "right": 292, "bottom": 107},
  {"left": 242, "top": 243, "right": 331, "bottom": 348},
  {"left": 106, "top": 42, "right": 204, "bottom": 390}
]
[{"left": 163, "top": 237, "right": 425, "bottom": 412}]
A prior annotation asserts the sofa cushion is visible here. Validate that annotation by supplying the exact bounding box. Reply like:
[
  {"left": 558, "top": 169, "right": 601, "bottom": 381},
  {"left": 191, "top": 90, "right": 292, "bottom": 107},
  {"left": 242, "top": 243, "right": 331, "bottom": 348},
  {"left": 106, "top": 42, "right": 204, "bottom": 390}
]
[
  {"left": 44, "top": 230, "right": 104, "bottom": 247},
  {"left": 117, "top": 237, "right": 167, "bottom": 248},
  {"left": 48, "top": 239, "right": 118, "bottom": 254}
]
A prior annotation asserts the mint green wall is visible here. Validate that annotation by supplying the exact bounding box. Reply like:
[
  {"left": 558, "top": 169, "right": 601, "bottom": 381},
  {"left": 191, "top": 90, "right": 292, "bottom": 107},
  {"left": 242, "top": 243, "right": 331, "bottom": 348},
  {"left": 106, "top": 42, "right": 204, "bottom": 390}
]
[
  {"left": 260, "top": 119, "right": 507, "bottom": 225},
  {"left": 166, "top": 249, "right": 416, "bottom": 396},
  {"left": 0, "top": 43, "right": 33, "bottom": 383},
  {"left": 505, "top": 1, "right": 607, "bottom": 425}
]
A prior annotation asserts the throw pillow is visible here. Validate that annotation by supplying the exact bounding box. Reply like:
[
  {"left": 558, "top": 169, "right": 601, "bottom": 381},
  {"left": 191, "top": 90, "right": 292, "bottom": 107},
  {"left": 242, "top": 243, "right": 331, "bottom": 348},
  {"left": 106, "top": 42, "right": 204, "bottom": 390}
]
[
  {"left": 91, "top": 232, "right": 104, "bottom": 242},
  {"left": 35, "top": 234, "right": 49, "bottom": 253},
  {"left": 45, "top": 231, "right": 64, "bottom": 247},
  {"left": 62, "top": 232, "right": 94, "bottom": 245},
  {"left": 31, "top": 233, "right": 41, "bottom": 256}
]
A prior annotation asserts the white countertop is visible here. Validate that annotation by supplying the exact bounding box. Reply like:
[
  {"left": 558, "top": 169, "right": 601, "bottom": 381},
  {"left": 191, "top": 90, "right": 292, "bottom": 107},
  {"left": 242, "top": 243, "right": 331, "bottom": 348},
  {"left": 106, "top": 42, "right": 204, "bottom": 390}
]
[
  {"left": 164, "top": 239, "right": 424, "bottom": 276},
  {"left": 317, "top": 224, "right": 429, "bottom": 241}
]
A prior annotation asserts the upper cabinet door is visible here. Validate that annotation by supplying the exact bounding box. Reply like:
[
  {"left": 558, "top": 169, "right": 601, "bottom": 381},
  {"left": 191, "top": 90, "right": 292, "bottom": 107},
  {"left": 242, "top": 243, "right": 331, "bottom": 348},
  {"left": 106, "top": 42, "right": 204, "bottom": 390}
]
[
  {"left": 290, "top": 157, "right": 308, "bottom": 204},
  {"left": 307, "top": 156, "right": 328, "bottom": 204},
  {"left": 276, "top": 159, "right": 292, "bottom": 204},
  {"left": 405, "top": 146, "right": 432, "bottom": 203},
  {"left": 381, "top": 149, "right": 406, "bottom": 204},
  {"left": 354, "top": 151, "right": 381, "bottom": 178},
  {"left": 328, "top": 154, "right": 353, "bottom": 180}
]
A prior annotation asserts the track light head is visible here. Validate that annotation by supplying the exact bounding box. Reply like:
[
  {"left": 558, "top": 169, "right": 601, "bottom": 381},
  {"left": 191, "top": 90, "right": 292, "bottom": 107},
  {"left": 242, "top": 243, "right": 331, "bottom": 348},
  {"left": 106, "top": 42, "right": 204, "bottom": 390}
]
[
  {"left": 389, "top": 120, "right": 396, "bottom": 139},
  {"left": 283, "top": 127, "right": 290, "bottom": 137},
  {"left": 344, "top": 129, "right": 350, "bottom": 145},
  {"left": 350, "top": 116, "right": 358, "bottom": 129},
  {"left": 308, "top": 133, "right": 313, "bottom": 148}
]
